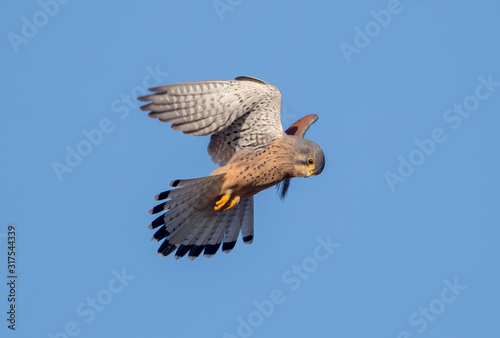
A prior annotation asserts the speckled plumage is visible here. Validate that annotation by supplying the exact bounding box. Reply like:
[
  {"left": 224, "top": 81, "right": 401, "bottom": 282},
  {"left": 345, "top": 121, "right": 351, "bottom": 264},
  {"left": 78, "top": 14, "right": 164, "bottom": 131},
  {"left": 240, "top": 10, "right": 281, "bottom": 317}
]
[{"left": 139, "top": 76, "right": 325, "bottom": 260}]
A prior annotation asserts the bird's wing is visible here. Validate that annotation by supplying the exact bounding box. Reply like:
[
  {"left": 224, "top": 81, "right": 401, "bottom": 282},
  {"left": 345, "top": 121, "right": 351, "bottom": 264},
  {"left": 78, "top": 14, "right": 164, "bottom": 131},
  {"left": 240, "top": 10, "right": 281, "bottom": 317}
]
[
  {"left": 139, "top": 76, "right": 284, "bottom": 165},
  {"left": 285, "top": 114, "right": 319, "bottom": 137}
]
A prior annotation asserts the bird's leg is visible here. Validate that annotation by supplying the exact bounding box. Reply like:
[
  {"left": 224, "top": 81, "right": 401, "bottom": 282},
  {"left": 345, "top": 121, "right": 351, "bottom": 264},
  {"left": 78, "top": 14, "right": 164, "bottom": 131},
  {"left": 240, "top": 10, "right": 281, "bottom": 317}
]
[{"left": 214, "top": 190, "right": 240, "bottom": 211}]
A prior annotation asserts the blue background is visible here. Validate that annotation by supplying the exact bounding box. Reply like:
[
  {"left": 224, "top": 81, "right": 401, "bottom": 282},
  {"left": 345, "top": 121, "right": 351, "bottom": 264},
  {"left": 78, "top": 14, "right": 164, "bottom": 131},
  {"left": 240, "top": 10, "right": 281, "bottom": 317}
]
[{"left": 1, "top": 1, "right": 499, "bottom": 337}]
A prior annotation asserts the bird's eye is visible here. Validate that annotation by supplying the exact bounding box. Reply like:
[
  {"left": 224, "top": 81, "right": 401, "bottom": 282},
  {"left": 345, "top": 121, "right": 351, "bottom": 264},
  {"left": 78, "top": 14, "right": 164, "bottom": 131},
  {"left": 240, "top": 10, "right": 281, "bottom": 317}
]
[{"left": 307, "top": 158, "right": 314, "bottom": 167}]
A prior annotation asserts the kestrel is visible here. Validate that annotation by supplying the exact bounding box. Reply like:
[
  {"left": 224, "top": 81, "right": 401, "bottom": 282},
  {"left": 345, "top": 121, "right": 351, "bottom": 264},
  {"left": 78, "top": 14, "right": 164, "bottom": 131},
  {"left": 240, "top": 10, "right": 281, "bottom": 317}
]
[{"left": 138, "top": 76, "right": 325, "bottom": 260}]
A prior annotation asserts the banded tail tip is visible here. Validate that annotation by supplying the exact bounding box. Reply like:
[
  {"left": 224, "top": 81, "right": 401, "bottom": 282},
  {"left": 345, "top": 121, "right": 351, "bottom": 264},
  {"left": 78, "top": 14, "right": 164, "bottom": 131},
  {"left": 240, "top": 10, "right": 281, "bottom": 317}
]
[
  {"left": 149, "top": 202, "right": 167, "bottom": 215},
  {"left": 155, "top": 190, "right": 171, "bottom": 201},
  {"left": 243, "top": 235, "right": 254, "bottom": 244},
  {"left": 174, "top": 244, "right": 190, "bottom": 258},
  {"left": 203, "top": 243, "right": 221, "bottom": 258},
  {"left": 188, "top": 245, "right": 204, "bottom": 259},
  {"left": 158, "top": 241, "right": 177, "bottom": 257},
  {"left": 222, "top": 241, "right": 236, "bottom": 253},
  {"left": 149, "top": 215, "right": 166, "bottom": 230}
]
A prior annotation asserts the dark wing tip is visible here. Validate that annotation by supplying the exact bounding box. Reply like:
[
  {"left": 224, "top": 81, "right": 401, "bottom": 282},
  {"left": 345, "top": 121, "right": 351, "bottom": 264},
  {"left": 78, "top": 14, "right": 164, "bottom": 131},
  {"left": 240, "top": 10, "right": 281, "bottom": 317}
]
[
  {"left": 137, "top": 95, "right": 151, "bottom": 102},
  {"left": 137, "top": 86, "right": 167, "bottom": 102},
  {"left": 234, "top": 76, "right": 267, "bottom": 84},
  {"left": 285, "top": 114, "right": 319, "bottom": 137},
  {"left": 139, "top": 103, "right": 154, "bottom": 111}
]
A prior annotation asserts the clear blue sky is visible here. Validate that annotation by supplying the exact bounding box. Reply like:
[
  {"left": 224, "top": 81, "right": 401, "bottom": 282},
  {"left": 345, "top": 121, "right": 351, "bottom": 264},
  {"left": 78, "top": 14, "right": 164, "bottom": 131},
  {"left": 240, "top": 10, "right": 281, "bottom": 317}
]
[{"left": 1, "top": 1, "right": 500, "bottom": 337}]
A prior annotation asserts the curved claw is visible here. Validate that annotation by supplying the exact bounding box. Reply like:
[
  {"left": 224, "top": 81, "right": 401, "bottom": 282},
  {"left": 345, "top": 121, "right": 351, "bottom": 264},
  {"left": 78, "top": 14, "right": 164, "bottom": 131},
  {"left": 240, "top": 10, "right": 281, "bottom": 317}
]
[
  {"left": 214, "top": 193, "right": 240, "bottom": 211},
  {"left": 222, "top": 196, "right": 240, "bottom": 211},
  {"left": 215, "top": 194, "right": 230, "bottom": 211}
]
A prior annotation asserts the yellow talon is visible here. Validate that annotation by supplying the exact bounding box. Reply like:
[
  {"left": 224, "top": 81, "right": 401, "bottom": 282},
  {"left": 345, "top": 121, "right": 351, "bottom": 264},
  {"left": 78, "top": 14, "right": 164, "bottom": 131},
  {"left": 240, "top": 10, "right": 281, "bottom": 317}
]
[
  {"left": 222, "top": 196, "right": 240, "bottom": 211},
  {"left": 215, "top": 194, "right": 230, "bottom": 210},
  {"left": 214, "top": 193, "right": 240, "bottom": 211}
]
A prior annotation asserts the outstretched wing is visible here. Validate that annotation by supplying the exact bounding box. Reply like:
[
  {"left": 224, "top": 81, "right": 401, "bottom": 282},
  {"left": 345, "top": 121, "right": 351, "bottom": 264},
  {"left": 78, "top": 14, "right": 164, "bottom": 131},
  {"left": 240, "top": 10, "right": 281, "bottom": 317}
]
[
  {"left": 285, "top": 114, "right": 319, "bottom": 137},
  {"left": 138, "top": 76, "right": 284, "bottom": 165}
]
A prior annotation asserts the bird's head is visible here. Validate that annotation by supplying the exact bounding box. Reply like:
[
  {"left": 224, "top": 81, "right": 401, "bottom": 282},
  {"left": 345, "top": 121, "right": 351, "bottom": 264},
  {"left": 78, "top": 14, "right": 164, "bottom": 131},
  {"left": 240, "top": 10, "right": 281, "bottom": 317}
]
[{"left": 292, "top": 137, "right": 325, "bottom": 178}]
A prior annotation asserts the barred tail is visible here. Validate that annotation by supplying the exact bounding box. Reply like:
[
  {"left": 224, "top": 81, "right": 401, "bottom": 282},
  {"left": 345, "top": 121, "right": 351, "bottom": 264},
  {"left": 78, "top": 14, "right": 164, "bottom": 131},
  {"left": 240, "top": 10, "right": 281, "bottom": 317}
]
[{"left": 148, "top": 174, "right": 254, "bottom": 260}]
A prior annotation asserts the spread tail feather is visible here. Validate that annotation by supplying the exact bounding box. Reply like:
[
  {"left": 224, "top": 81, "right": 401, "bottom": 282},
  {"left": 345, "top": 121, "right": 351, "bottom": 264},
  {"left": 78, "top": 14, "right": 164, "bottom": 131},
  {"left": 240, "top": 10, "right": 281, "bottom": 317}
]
[{"left": 148, "top": 174, "right": 255, "bottom": 260}]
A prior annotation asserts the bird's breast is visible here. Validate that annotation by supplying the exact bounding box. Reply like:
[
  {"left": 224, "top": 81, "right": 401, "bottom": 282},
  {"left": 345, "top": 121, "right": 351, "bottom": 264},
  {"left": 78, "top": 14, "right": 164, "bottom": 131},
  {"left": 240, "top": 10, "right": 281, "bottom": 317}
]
[{"left": 213, "top": 142, "right": 296, "bottom": 200}]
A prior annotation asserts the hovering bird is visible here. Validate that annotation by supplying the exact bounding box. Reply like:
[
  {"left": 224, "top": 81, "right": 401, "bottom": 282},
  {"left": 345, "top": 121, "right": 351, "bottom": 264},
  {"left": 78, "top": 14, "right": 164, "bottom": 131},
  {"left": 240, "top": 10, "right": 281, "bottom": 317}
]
[{"left": 138, "top": 76, "right": 325, "bottom": 260}]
